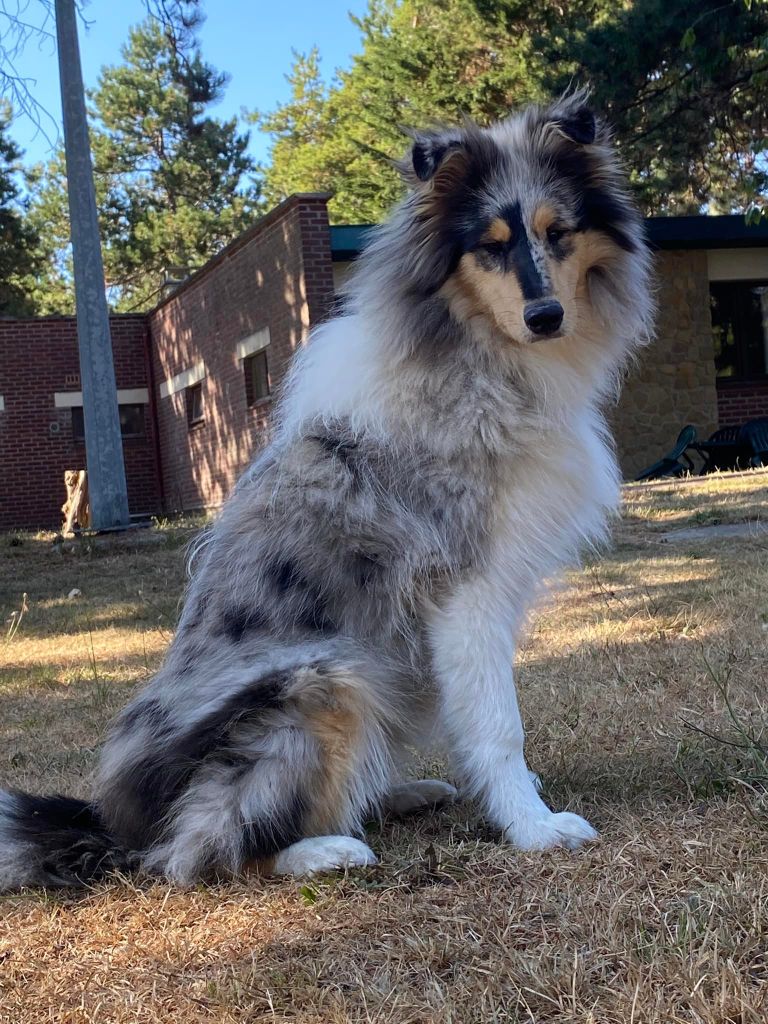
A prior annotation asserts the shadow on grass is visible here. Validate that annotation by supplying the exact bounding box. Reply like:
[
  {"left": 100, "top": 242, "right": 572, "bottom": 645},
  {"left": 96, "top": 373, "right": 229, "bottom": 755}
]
[{"left": 0, "top": 494, "right": 765, "bottom": 919}]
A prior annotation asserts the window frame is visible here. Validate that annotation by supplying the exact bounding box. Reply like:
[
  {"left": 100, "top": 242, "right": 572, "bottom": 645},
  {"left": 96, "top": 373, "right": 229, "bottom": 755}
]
[
  {"left": 185, "top": 381, "right": 205, "bottom": 429},
  {"left": 243, "top": 348, "right": 271, "bottom": 407},
  {"left": 710, "top": 277, "right": 768, "bottom": 383},
  {"left": 71, "top": 402, "right": 146, "bottom": 441}
]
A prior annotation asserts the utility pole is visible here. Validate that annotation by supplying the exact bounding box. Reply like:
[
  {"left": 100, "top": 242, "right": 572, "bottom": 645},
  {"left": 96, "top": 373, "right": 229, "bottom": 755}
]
[{"left": 55, "top": 0, "right": 130, "bottom": 530}]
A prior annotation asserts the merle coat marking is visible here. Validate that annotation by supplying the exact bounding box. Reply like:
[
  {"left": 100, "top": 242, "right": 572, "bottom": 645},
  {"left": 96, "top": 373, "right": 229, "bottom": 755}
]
[{"left": 0, "top": 90, "right": 653, "bottom": 887}]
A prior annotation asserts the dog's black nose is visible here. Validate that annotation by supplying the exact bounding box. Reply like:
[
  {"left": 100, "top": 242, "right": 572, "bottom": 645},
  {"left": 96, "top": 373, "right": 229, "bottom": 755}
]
[{"left": 524, "top": 300, "right": 564, "bottom": 336}]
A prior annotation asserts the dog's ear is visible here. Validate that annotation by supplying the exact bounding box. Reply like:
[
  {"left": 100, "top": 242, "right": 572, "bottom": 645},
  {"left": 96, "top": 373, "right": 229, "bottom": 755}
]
[
  {"left": 411, "top": 134, "right": 465, "bottom": 181},
  {"left": 399, "top": 130, "right": 469, "bottom": 190},
  {"left": 552, "top": 105, "right": 596, "bottom": 145},
  {"left": 545, "top": 89, "right": 598, "bottom": 145}
]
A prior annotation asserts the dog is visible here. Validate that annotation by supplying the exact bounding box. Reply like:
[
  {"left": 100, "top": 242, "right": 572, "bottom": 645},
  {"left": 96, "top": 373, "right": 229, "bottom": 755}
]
[{"left": 0, "top": 90, "right": 653, "bottom": 888}]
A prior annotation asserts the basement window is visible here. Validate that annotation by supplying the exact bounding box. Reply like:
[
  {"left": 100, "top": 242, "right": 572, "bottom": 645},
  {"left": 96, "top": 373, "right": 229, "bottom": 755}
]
[
  {"left": 71, "top": 403, "right": 146, "bottom": 441},
  {"left": 711, "top": 280, "right": 768, "bottom": 380},
  {"left": 244, "top": 349, "right": 271, "bottom": 406},
  {"left": 186, "top": 382, "right": 204, "bottom": 428}
]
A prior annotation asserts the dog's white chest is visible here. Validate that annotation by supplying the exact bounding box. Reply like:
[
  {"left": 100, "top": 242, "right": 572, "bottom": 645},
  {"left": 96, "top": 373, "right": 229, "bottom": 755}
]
[{"left": 496, "top": 409, "right": 619, "bottom": 579}]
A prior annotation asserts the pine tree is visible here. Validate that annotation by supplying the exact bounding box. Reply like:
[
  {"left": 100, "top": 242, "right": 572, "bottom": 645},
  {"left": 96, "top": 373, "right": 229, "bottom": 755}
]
[
  {"left": 257, "top": 48, "right": 334, "bottom": 209},
  {"left": 0, "top": 103, "right": 43, "bottom": 316},
  {"left": 522, "top": 0, "right": 768, "bottom": 216},
  {"left": 258, "top": 0, "right": 768, "bottom": 224},
  {"left": 30, "top": 4, "right": 263, "bottom": 312},
  {"left": 259, "top": 0, "right": 545, "bottom": 223},
  {"left": 23, "top": 151, "right": 75, "bottom": 315}
]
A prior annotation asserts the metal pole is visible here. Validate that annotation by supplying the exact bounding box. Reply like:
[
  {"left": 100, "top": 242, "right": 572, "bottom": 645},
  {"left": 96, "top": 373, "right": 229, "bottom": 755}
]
[{"left": 55, "top": 0, "right": 130, "bottom": 530}]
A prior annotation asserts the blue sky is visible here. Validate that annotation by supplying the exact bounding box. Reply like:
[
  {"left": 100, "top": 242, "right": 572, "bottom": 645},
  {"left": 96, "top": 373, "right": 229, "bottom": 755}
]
[{"left": 8, "top": 0, "right": 368, "bottom": 167}]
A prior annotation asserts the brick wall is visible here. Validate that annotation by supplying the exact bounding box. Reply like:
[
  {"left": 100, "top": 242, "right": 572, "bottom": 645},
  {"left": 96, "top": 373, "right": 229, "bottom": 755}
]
[
  {"left": 0, "top": 316, "right": 160, "bottom": 530},
  {"left": 716, "top": 379, "right": 768, "bottom": 426},
  {"left": 298, "top": 199, "right": 335, "bottom": 327},
  {"left": 148, "top": 194, "right": 335, "bottom": 511}
]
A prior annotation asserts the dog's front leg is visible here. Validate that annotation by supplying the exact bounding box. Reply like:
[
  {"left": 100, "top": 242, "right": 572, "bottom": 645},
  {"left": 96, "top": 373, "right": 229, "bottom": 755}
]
[{"left": 427, "top": 574, "right": 597, "bottom": 851}]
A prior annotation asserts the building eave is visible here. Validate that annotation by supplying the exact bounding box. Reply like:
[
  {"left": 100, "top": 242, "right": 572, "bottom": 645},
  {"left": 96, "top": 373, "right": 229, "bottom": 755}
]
[
  {"left": 646, "top": 214, "right": 768, "bottom": 250},
  {"left": 330, "top": 214, "right": 768, "bottom": 261}
]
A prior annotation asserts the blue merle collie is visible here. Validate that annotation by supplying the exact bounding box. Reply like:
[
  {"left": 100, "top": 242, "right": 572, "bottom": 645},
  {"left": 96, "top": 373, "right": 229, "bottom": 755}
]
[{"left": 0, "top": 91, "right": 652, "bottom": 887}]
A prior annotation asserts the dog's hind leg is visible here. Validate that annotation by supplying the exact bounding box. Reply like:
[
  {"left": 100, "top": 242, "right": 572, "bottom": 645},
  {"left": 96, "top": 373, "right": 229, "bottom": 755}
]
[
  {"left": 383, "top": 779, "right": 458, "bottom": 817},
  {"left": 137, "top": 660, "right": 394, "bottom": 884},
  {"left": 273, "top": 835, "right": 378, "bottom": 876}
]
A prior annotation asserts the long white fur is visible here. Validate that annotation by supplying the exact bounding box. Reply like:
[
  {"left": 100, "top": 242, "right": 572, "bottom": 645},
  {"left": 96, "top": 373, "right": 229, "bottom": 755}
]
[
  {"left": 273, "top": 314, "right": 625, "bottom": 850},
  {"left": 0, "top": 95, "right": 654, "bottom": 888}
]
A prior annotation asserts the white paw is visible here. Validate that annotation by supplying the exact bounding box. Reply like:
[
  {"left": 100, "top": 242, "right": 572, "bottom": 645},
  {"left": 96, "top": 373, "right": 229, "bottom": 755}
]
[
  {"left": 385, "top": 779, "right": 459, "bottom": 816},
  {"left": 505, "top": 811, "right": 598, "bottom": 851},
  {"left": 272, "top": 836, "right": 377, "bottom": 877}
]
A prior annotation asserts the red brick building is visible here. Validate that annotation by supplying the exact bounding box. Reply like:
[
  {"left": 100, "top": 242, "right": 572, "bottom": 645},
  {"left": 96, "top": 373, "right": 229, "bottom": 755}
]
[
  {"left": 1, "top": 196, "right": 767, "bottom": 530},
  {"left": 148, "top": 193, "right": 333, "bottom": 512},
  {"left": 0, "top": 194, "right": 334, "bottom": 530},
  {"left": 0, "top": 314, "right": 160, "bottom": 530}
]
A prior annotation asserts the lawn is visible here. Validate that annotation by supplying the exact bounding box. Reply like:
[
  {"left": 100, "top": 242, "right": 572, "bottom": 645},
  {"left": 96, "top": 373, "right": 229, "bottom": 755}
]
[{"left": 1, "top": 473, "right": 767, "bottom": 1023}]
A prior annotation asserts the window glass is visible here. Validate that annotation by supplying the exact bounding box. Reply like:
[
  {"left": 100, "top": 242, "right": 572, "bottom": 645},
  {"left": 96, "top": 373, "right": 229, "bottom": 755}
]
[
  {"left": 186, "top": 383, "right": 204, "bottom": 426},
  {"left": 711, "top": 281, "right": 768, "bottom": 380},
  {"left": 71, "top": 406, "right": 84, "bottom": 440},
  {"left": 119, "top": 404, "right": 145, "bottom": 436},
  {"left": 244, "top": 350, "right": 270, "bottom": 406},
  {"left": 71, "top": 403, "right": 145, "bottom": 440}
]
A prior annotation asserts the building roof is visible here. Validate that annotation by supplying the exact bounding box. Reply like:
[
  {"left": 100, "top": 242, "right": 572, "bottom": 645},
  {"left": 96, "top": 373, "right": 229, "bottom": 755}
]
[
  {"left": 645, "top": 214, "right": 768, "bottom": 250},
  {"left": 329, "top": 214, "right": 768, "bottom": 261}
]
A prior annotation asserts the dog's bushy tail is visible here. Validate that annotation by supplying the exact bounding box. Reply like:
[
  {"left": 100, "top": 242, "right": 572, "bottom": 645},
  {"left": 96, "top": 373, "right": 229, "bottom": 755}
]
[{"left": 0, "top": 790, "right": 134, "bottom": 890}]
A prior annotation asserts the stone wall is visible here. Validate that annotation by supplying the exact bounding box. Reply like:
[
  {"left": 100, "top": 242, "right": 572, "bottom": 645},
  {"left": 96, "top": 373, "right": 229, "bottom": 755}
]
[{"left": 613, "top": 249, "right": 719, "bottom": 478}]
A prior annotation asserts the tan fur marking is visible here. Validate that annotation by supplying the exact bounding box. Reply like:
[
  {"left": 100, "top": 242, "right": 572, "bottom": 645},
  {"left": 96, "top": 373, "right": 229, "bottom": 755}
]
[
  {"left": 520, "top": 228, "right": 629, "bottom": 376},
  {"left": 412, "top": 149, "right": 470, "bottom": 218},
  {"left": 532, "top": 203, "right": 558, "bottom": 237},
  {"left": 305, "top": 707, "right": 362, "bottom": 834},
  {"left": 290, "top": 668, "right": 366, "bottom": 835},
  {"left": 480, "top": 217, "right": 512, "bottom": 244},
  {"left": 453, "top": 253, "right": 527, "bottom": 342},
  {"left": 429, "top": 147, "right": 471, "bottom": 194},
  {"left": 574, "top": 228, "right": 622, "bottom": 274},
  {"left": 451, "top": 255, "right": 488, "bottom": 317}
]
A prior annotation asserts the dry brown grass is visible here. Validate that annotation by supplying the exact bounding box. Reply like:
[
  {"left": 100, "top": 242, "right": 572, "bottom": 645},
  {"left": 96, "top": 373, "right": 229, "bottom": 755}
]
[{"left": 1, "top": 476, "right": 768, "bottom": 1024}]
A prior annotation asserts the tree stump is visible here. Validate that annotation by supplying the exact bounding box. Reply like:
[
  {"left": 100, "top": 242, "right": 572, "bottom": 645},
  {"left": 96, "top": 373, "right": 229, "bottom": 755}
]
[{"left": 62, "top": 470, "right": 91, "bottom": 535}]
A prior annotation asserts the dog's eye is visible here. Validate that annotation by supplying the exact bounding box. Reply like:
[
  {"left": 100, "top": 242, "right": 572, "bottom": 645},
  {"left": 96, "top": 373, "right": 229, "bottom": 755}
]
[
  {"left": 546, "top": 226, "right": 568, "bottom": 245},
  {"left": 479, "top": 241, "right": 505, "bottom": 257}
]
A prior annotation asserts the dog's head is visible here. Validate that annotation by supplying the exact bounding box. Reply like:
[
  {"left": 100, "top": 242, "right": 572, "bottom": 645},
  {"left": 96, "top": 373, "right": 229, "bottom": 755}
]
[{"left": 396, "top": 90, "right": 649, "bottom": 351}]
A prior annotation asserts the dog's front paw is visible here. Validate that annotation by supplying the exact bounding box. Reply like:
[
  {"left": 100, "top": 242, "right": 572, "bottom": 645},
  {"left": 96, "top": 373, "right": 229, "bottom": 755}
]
[{"left": 505, "top": 811, "right": 598, "bottom": 851}]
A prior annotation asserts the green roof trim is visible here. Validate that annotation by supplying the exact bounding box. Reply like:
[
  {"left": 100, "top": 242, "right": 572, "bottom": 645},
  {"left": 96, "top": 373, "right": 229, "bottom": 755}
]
[
  {"left": 329, "top": 224, "right": 375, "bottom": 260},
  {"left": 329, "top": 214, "right": 768, "bottom": 261}
]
